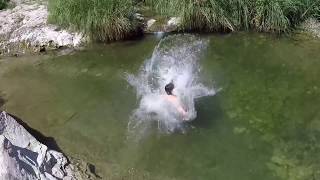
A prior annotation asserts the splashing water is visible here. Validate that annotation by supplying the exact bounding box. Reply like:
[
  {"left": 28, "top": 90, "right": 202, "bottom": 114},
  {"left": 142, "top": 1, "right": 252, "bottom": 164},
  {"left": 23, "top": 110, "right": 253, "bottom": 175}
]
[{"left": 126, "top": 34, "right": 218, "bottom": 134}]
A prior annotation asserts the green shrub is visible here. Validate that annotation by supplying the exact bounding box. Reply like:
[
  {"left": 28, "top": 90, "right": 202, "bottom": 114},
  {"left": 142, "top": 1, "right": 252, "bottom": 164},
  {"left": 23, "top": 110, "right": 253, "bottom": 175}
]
[
  {"left": 144, "top": 0, "right": 320, "bottom": 33},
  {"left": 48, "top": 0, "right": 140, "bottom": 42},
  {"left": 297, "top": 0, "right": 320, "bottom": 20},
  {"left": 48, "top": 0, "right": 320, "bottom": 39},
  {"left": 253, "top": 0, "right": 290, "bottom": 32},
  {"left": 226, "top": 0, "right": 252, "bottom": 30},
  {"left": 0, "top": 0, "right": 8, "bottom": 10},
  {"left": 180, "top": 0, "right": 234, "bottom": 32},
  {"left": 145, "top": 0, "right": 235, "bottom": 32}
]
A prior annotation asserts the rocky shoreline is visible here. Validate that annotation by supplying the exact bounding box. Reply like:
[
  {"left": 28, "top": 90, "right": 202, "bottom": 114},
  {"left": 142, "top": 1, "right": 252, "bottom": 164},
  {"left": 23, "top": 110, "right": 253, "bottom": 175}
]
[
  {"left": 1, "top": 0, "right": 319, "bottom": 57},
  {"left": 0, "top": 0, "right": 182, "bottom": 56},
  {"left": 0, "top": 111, "right": 98, "bottom": 180},
  {"left": 0, "top": 1, "right": 85, "bottom": 56}
]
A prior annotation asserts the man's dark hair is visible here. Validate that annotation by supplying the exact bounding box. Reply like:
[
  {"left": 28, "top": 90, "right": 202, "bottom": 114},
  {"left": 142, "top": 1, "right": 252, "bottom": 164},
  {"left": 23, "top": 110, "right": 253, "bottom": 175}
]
[{"left": 165, "top": 83, "right": 174, "bottom": 95}]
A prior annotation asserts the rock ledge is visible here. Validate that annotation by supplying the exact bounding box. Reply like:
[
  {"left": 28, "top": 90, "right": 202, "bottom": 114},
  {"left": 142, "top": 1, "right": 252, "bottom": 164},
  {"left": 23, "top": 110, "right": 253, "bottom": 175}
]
[
  {"left": 0, "top": 2, "right": 85, "bottom": 56},
  {"left": 0, "top": 111, "right": 79, "bottom": 180}
]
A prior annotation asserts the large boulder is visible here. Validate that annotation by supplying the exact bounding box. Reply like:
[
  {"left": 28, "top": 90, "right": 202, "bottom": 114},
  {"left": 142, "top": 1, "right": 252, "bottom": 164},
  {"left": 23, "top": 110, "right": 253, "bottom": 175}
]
[
  {"left": 0, "top": 111, "right": 78, "bottom": 180},
  {"left": 0, "top": 2, "right": 85, "bottom": 56}
]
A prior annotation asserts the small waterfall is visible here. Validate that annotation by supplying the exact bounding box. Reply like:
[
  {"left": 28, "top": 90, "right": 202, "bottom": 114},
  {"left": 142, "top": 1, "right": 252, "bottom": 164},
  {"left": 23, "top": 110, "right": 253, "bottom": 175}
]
[{"left": 126, "top": 34, "right": 217, "bottom": 134}]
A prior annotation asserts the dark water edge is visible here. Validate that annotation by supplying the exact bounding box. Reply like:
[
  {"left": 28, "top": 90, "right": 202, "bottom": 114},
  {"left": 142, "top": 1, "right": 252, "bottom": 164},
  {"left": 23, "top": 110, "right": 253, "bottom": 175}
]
[{"left": 9, "top": 113, "right": 62, "bottom": 152}]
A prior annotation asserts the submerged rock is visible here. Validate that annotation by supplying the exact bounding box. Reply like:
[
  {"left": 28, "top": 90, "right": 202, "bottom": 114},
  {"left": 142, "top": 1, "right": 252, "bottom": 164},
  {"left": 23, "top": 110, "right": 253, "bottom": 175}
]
[
  {"left": 0, "top": 111, "right": 80, "bottom": 179},
  {"left": 0, "top": 2, "right": 85, "bottom": 56}
]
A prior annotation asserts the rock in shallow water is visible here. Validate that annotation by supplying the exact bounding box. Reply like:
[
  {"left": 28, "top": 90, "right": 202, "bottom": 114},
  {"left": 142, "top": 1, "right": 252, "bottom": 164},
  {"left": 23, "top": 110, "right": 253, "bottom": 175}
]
[
  {"left": 301, "top": 18, "right": 320, "bottom": 38},
  {"left": 0, "top": 3, "right": 85, "bottom": 56},
  {"left": 0, "top": 111, "right": 79, "bottom": 180},
  {"left": 165, "top": 17, "right": 181, "bottom": 32}
]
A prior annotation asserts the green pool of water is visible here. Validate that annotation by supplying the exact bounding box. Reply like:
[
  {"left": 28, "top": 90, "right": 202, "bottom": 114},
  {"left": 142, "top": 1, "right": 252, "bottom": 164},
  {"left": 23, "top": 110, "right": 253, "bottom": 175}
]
[{"left": 0, "top": 33, "right": 319, "bottom": 180}]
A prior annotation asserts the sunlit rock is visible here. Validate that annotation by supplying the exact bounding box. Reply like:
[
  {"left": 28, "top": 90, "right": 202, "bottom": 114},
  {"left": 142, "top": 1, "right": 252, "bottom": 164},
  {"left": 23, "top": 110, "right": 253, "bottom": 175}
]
[
  {"left": 165, "top": 17, "right": 181, "bottom": 32},
  {"left": 0, "top": 3, "right": 85, "bottom": 56},
  {"left": 146, "top": 19, "right": 156, "bottom": 30},
  {"left": 0, "top": 111, "right": 78, "bottom": 179}
]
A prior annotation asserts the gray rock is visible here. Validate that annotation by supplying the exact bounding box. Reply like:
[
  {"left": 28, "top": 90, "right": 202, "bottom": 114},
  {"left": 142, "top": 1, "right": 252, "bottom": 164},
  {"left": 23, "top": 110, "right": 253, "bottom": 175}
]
[
  {"left": 165, "top": 17, "right": 181, "bottom": 32},
  {"left": 134, "top": 13, "right": 144, "bottom": 21},
  {"left": 143, "top": 17, "right": 181, "bottom": 33},
  {"left": 0, "top": 3, "right": 85, "bottom": 56},
  {"left": 301, "top": 18, "right": 320, "bottom": 38},
  {"left": 0, "top": 111, "right": 78, "bottom": 180},
  {"left": 146, "top": 19, "right": 156, "bottom": 30}
]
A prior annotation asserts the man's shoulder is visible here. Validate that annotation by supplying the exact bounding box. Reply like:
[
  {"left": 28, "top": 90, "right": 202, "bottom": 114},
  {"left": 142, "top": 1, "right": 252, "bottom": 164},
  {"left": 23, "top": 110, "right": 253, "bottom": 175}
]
[{"left": 162, "top": 95, "right": 177, "bottom": 101}]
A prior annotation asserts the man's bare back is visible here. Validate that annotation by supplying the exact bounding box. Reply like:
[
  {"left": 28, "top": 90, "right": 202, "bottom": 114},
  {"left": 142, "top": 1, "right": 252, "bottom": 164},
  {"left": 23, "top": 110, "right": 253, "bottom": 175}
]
[
  {"left": 163, "top": 83, "right": 188, "bottom": 120},
  {"left": 163, "top": 95, "right": 187, "bottom": 118}
]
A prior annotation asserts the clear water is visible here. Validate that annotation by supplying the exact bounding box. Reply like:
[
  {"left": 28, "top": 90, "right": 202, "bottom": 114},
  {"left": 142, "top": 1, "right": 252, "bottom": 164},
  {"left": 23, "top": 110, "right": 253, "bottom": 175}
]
[{"left": 0, "top": 33, "right": 320, "bottom": 180}]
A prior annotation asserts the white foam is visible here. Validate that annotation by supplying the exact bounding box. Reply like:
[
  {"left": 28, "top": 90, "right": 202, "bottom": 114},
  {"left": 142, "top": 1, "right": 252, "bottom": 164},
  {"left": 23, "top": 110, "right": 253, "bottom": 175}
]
[{"left": 126, "top": 34, "right": 217, "bottom": 134}]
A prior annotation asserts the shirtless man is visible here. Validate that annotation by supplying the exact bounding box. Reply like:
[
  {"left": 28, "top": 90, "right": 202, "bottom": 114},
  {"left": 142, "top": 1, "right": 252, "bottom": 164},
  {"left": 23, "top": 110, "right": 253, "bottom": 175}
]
[{"left": 163, "top": 83, "right": 188, "bottom": 120}]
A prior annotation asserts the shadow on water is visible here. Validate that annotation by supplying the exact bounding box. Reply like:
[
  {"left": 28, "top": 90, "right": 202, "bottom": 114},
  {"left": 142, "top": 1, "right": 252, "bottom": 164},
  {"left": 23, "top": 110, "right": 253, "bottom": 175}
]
[
  {"left": 0, "top": 97, "right": 5, "bottom": 108},
  {"left": 0, "top": 93, "right": 6, "bottom": 108},
  {"left": 191, "top": 95, "right": 223, "bottom": 128},
  {"left": 8, "top": 113, "right": 63, "bottom": 153},
  {"left": 0, "top": 92, "right": 102, "bottom": 178},
  {"left": 6, "top": 113, "right": 102, "bottom": 179}
]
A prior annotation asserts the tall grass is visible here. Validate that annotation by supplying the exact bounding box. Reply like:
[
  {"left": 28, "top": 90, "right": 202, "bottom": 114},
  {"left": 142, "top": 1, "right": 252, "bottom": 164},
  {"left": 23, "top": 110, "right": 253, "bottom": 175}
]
[
  {"left": 145, "top": 0, "right": 320, "bottom": 33},
  {"left": 227, "top": 0, "right": 251, "bottom": 30},
  {"left": 180, "top": 0, "right": 234, "bottom": 32},
  {"left": 253, "top": 0, "right": 289, "bottom": 32},
  {"left": 48, "top": 0, "right": 320, "bottom": 40},
  {"left": 297, "top": 0, "right": 320, "bottom": 20},
  {"left": 48, "top": 0, "right": 140, "bottom": 42}
]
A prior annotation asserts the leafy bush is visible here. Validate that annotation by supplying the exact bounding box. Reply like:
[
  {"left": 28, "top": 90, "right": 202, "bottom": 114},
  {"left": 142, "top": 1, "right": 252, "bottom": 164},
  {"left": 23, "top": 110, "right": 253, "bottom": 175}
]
[
  {"left": 48, "top": 0, "right": 320, "bottom": 40},
  {"left": 144, "top": 0, "right": 320, "bottom": 33},
  {"left": 253, "top": 0, "right": 289, "bottom": 32},
  {"left": 296, "top": 0, "right": 320, "bottom": 20},
  {"left": 48, "top": 0, "right": 140, "bottom": 42},
  {"left": 0, "top": 0, "right": 8, "bottom": 10}
]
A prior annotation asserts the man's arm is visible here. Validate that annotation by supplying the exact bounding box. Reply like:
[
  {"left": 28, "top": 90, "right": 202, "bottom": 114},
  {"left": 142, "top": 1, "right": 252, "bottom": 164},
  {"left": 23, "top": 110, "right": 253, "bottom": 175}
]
[
  {"left": 164, "top": 95, "right": 188, "bottom": 120},
  {"left": 177, "top": 106, "right": 188, "bottom": 120}
]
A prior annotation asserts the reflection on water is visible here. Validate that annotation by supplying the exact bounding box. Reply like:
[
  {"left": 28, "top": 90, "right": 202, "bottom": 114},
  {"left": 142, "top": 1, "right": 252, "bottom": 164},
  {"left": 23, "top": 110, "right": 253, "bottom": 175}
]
[{"left": 0, "top": 33, "right": 319, "bottom": 180}]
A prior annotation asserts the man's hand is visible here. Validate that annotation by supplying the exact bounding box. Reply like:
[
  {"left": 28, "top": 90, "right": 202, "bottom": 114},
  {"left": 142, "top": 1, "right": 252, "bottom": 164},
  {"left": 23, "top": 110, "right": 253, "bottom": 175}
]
[{"left": 178, "top": 107, "right": 188, "bottom": 121}]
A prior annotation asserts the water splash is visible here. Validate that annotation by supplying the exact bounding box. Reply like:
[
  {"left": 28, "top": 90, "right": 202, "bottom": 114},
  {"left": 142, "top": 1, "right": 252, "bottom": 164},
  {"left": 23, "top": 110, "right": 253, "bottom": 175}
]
[{"left": 126, "top": 34, "right": 217, "bottom": 134}]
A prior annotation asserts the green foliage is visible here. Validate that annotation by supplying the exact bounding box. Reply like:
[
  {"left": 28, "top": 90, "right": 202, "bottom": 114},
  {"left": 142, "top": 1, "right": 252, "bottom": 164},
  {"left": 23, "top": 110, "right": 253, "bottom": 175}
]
[
  {"left": 48, "top": 0, "right": 139, "bottom": 42},
  {"left": 297, "top": 0, "right": 320, "bottom": 20},
  {"left": 179, "top": 0, "right": 234, "bottom": 31},
  {"left": 253, "top": 0, "right": 289, "bottom": 32},
  {"left": 226, "top": 0, "right": 252, "bottom": 30},
  {"left": 48, "top": 0, "right": 320, "bottom": 40},
  {"left": 0, "top": 0, "right": 8, "bottom": 10},
  {"left": 144, "top": 0, "right": 235, "bottom": 32},
  {"left": 144, "top": 0, "right": 320, "bottom": 33}
]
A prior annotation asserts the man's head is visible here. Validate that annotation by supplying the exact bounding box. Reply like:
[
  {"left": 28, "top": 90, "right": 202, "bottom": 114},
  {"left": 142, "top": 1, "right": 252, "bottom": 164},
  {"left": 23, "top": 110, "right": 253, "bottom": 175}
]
[{"left": 165, "top": 83, "right": 174, "bottom": 95}]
